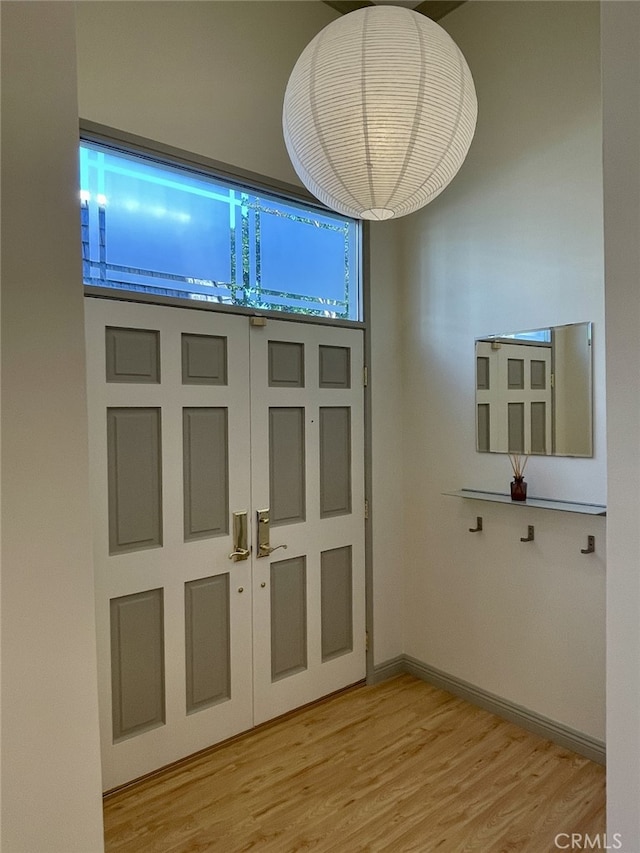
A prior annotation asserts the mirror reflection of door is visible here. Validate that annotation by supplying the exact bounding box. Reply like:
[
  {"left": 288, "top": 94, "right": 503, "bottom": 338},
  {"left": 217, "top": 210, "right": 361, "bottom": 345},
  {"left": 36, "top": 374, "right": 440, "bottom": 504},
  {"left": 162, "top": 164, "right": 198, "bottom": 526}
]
[
  {"left": 475, "top": 323, "right": 593, "bottom": 457},
  {"left": 476, "top": 340, "right": 552, "bottom": 454}
]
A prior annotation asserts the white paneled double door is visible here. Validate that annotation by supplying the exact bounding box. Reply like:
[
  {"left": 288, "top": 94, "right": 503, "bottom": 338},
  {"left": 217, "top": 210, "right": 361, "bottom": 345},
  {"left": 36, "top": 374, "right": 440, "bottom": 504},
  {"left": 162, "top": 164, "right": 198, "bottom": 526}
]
[{"left": 85, "top": 298, "right": 365, "bottom": 791}]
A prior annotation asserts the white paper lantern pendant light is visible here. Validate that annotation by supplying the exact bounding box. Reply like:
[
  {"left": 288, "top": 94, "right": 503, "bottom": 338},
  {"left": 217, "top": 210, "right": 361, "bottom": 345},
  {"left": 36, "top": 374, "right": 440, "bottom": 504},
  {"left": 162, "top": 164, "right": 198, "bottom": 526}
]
[{"left": 283, "top": 5, "right": 477, "bottom": 220}]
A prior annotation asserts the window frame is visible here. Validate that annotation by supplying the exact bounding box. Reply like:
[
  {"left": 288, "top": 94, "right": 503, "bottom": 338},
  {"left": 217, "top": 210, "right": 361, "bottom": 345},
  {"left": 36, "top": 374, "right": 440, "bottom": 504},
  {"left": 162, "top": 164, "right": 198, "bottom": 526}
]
[{"left": 79, "top": 121, "right": 365, "bottom": 329}]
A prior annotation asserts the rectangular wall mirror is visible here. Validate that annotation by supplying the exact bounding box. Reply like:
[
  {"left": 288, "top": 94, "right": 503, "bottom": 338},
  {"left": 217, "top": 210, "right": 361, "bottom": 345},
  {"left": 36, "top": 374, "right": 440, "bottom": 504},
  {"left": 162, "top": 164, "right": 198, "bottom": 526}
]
[{"left": 475, "top": 322, "right": 593, "bottom": 457}]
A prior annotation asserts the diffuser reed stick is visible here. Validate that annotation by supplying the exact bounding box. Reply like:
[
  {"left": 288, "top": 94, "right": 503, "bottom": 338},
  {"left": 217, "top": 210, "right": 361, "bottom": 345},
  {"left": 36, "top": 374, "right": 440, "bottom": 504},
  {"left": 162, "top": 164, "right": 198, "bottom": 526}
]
[{"left": 508, "top": 453, "right": 529, "bottom": 480}]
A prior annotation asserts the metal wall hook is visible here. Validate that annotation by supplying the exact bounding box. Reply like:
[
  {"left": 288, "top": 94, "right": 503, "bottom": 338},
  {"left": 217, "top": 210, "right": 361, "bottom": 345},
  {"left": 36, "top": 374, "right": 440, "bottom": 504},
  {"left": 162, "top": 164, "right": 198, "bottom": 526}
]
[
  {"left": 469, "top": 516, "right": 483, "bottom": 533},
  {"left": 581, "top": 535, "right": 595, "bottom": 554},
  {"left": 520, "top": 525, "right": 535, "bottom": 542}
]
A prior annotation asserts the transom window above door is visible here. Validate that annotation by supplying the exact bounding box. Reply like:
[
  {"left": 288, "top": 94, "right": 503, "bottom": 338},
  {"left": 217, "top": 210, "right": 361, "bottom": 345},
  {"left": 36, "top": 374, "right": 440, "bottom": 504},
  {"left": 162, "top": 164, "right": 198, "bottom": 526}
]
[{"left": 79, "top": 140, "right": 362, "bottom": 322}]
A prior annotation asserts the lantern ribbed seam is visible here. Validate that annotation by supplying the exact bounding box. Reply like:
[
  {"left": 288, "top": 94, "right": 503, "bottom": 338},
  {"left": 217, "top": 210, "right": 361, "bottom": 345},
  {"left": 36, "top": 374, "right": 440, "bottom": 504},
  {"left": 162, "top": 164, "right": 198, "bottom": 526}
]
[
  {"left": 405, "top": 43, "right": 470, "bottom": 211},
  {"left": 383, "top": 12, "right": 427, "bottom": 214},
  {"left": 304, "top": 22, "right": 364, "bottom": 215}
]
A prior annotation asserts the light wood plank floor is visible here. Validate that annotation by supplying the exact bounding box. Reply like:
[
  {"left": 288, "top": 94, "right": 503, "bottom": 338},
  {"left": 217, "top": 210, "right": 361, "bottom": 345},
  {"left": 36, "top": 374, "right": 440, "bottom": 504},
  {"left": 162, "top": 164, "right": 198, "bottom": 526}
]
[{"left": 104, "top": 675, "right": 605, "bottom": 852}]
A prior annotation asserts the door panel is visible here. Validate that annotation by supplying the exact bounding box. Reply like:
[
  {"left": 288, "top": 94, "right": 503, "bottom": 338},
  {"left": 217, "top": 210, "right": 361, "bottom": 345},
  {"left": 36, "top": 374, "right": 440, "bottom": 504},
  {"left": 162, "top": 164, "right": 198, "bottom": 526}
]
[
  {"left": 86, "top": 299, "right": 253, "bottom": 790},
  {"left": 86, "top": 300, "right": 365, "bottom": 790},
  {"left": 184, "top": 574, "right": 231, "bottom": 712},
  {"left": 319, "top": 406, "right": 352, "bottom": 517},
  {"left": 321, "top": 545, "right": 353, "bottom": 661},
  {"left": 110, "top": 587, "right": 165, "bottom": 741},
  {"left": 106, "top": 407, "right": 163, "bottom": 553},
  {"left": 182, "top": 407, "right": 229, "bottom": 540},
  {"left": 270, "top": 555, "right": 308, "bottom": 680},
  {"left": 250, "top": 320, "right": 365, "bottom": 725},
  {"left": 269, "top": 407, "right": 306, "bottom": 524}
]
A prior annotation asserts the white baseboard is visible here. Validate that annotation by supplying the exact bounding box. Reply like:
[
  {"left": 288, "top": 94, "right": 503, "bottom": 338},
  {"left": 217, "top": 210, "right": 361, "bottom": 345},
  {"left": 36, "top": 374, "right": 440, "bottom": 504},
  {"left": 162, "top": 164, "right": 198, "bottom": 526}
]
[{"left": 372, "top": 654, "right": 605, "bottom": 766}]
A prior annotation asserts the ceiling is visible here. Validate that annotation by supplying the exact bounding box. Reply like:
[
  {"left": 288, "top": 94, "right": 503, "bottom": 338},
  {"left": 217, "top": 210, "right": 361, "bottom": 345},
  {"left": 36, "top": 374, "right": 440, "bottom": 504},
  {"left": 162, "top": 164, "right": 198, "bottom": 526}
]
[{"left": 323, "top": 0, "right": 465, "bottom": 22}]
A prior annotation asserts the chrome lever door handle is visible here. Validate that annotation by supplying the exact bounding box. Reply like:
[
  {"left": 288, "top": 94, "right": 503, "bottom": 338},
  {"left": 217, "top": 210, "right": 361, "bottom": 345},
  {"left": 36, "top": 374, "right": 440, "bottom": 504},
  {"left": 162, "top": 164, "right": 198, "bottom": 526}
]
[
  {"left": 256, "top": 508, "right": 288, "bottom": 558},
  {"left": 229, "top": 511, "right": 250, "bottom": 562}
]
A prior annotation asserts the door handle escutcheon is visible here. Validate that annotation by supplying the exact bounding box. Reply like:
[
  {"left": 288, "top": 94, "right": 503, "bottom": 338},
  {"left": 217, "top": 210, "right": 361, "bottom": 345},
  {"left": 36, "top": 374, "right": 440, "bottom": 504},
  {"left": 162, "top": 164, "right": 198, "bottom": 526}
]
[
  {"left": 257, "top": 509, "right": 288, "bottom": 558},
  {"left": 229, "top": 511, "right": 250, "bottom": 561}
]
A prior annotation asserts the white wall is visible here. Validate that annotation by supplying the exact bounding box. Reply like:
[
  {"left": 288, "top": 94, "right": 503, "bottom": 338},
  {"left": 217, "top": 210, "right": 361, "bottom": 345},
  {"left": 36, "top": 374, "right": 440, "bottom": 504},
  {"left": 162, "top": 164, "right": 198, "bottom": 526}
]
[
  {"left": 75, "top": 0, "right": 405, "bottom": 670},
  {"left": 602, "top": 1, "right": 640, "bottom": 846},
  {"left": 0, "top": 3, "right": 104, "bottom": 851},
  {"left": 398, "top": 1, "right": 606, "bottom": 740},
  {"left": 369, "top": 220, "right": 406, "bottom": 664},
  {"left": 76, "top": 1, "right": 334, "bottom": 189}
]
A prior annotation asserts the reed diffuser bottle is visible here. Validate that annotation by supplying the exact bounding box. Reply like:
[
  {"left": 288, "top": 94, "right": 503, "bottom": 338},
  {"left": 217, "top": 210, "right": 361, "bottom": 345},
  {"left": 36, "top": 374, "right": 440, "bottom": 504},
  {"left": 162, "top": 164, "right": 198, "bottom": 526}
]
[{"left": 509, "top": 454, "right": 529, "bottom": 501}]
